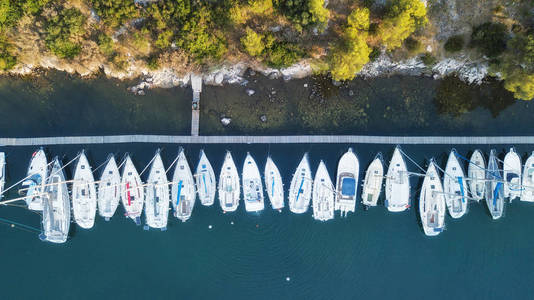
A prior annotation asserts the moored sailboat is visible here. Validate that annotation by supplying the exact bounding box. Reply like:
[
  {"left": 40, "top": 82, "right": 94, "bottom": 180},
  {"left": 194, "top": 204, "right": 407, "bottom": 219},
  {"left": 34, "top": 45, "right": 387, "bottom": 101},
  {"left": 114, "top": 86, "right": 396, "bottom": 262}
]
[
  {"left": 172, "top": 148, "right": 195, "bottom": 222},
  {"left": 242, "top": 152, "right": 264, "bottom": 212},
  {"left": 503, "top": 147, "right": 522, "bottom": 201},
  {"left": 72, "top": 151, "right": 97, "bottom": 229},
  {"left": 40, "top": 157, "right": 70, "bottom": 243},
  {"left": 486, "top": 149, "right": 504, "bottom": 220},
  {"left": 264, "top": 156, "right": 284, "bottom": 211},
  {"left": 361, "top": 154, "right": 383, "bottom": 208},
  {"left": 218, "top": 151, "right": 240, "bottom": 212},
  {"left": 289, "top": 153, "right": 312, "bottom": 214},
  {"left": 335, "top": 148, "right": 359, "bottom": 217},
  {"left": 419, "top": 159, "right": 445, "bottom": 236},
  {"left": 97, "top": 155, "right": 120, "bottom": 221},
  {"left": 313, "top": 160, "right": 334, "bottom": 221},
  {"left": 385, "top": 146, "right": 410, "bottom": 212},
  {"left": 145, "top": 150, "right": 169, "bottom": 230},
  {"left": 195, "top": 150, "right": 216, "bottom": 206},
  {"left": 121, "top": 155, "right": 144, "bottom": 225},
  {"left": 443, "top": 149, "right": 467, "bottom": 219},
  {"left": 21, "top": 148, "right": 48, "bottom": 211},
  {"left": 468, "top": 150, "right": 485, "bottom": 202}
]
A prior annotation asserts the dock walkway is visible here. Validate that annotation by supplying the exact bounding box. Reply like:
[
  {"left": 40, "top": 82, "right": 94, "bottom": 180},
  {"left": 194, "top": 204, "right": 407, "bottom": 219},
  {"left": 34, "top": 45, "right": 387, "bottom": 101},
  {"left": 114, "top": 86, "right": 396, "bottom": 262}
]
[{"left": 0, "top": 135, "right": 533, "bottom": 146}]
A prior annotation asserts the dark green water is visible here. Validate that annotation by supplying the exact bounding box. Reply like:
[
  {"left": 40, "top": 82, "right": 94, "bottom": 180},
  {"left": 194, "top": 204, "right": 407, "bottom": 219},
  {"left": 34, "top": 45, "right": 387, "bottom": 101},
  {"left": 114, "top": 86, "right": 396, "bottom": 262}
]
[{"left": 0, "top": 73, "right": 534, "bottom": 299}]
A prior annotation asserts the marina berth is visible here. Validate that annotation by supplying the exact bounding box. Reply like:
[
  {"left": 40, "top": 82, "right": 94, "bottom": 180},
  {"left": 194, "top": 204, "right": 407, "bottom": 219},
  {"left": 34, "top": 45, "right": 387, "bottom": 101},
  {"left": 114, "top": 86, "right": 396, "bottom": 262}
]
[
  {"left": 72, "top": 151, "right": 97, "bottom": 229},
  {"left": 172, "top": 148, "right": 196, "bottom": 222},
  {"left": 467, "top": 150, "right": 485, "bottom": 202},
  {"left": 264, "top": 156, "right": 284, "bottom": 210},
  {"left": 97, "top": 155, "right": 121, "bottom": 221},
  {"left": 419, "top": 160, "right": 445, "bottom": 236},
  {"left": 145, "top": 150, "right": 169, "bottom": 230},
  {"left": 361, "top": 153, "right": 383, "bottom": 207},
  {"left": 313, "top": 160, "right": 334, "bottom": 221},
  {"left": 120, "top": 155, "right": 144, "bottom": 225},
  {"left": 242, "top": 152, "right": 264, "bottom": 212},
  {"left": 289, "top": 153, "right": 312, "bottom": 214},
  {"left": 486, "top": 150, "right": 504, "bottom": 220},
  {"left": 335, "top": 148, "right": 359, "bottom": 217},
  {"left": 40, "top": 157, "right": 70, "bottom": 244},
  {"left": 0, "top": 152, "right": 4, "bottom": 198},
  {"left": 503, "top": 148, "right": 522, "bottom": 201},
  {"left": 521, "top": 152, "right": 534, "bottom": 202},
  {"left": 443, "top": 149, "right": 467, "bottom": 219},
  {"left": 218, "top": 151, "right": 240, "bottom": 212},
  {"left": 21, "top": 148, "right": 48, "bottom": 211},
  {"left": 195, "top": 150, "right": 216, "bottom": 206},
  {"left": 385, "top": 146, "right": 410, "bottom": 212}
]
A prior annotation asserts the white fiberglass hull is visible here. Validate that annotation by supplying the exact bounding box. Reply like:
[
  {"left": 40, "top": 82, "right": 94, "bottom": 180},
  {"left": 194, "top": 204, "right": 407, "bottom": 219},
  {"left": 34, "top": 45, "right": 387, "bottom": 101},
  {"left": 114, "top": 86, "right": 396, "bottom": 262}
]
[
  {"left": 41, "top": 157, "right": 70, "bottom": 244},
  {"left": 121, "top": 155, "right": 144, "bottom": 224},
  {"left": 361, "top": 155, "right": 383, "bottom": 207},
  {"left": 313, "top": 161, "right": 334, "bottom": 221},
  {"left": 468, "top": 150, "right": 485, "bottom": 202},
  {"left": 242, "top": 153, "right": 264, "bottom": 212},
  {"left": 486, "top": 150, "right": 504, "bottom": 220},
  {"left": 521, "top": 152, "right": 534, "bottom": 202},
  {"left": 195, "top": 150, "right": 216, "bottom": 206},
  {"left": 419, "top": 161, "right": 445, "bottom": 236},
  {"left": 97, "top": 155, "right": 120, "bottom": 220},
  {"left": 23, "top": 148, "right": 48, "bottom": 211},
  {"left": 218, "top": 151, "right": 240, "bottom": 212},
  {"left": 265, "top": 156, "right": 284, "bottom": 210},
  {"left": 289, "top": 153, "right": 312, "bottom": 214},
  {"left": 0, "top": 152, "right": 4, "bottom": 198},
  {"left": 443, "top": 150, "right": 467, "bottom": 219},
  {"left": 145, "top": 152, "right": 169, "bottom": 229},
  {"left": 172, "top": 149, "right": 195, "bottom": 222},
  {"left": 335, "top": 148, "right": 358, "bottom": 217},
  {"left": 385, "top": 147, "right": 410, "bottom": 212},
  {"left": 503, "top": 148, "right": 522, "bottom": 201},
  {"left": 72, "top": 152, "right": 97, "bottom": 229}
]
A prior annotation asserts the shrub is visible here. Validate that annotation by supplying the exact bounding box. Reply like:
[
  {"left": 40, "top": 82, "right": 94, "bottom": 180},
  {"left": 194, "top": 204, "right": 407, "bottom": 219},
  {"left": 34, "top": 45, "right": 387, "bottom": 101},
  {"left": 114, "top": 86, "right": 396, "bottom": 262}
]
[
  {"left": 444, "top": 35, "right": 464, "bottom": 53},
  {"left": 378, "top": 0, "right": 428, "bottom": 50},
  {"left": 155, "top": 30, "right": 173, "bottom": 49},
  {"left": 241, "top": 27, "right": 264, "bottom": 56},
  {"left": 0, "top": 0, "right": 22, "bottom": 30},
  {"left": 45, "top": 8, "right": 86, "bottom": 59},
  {"left": 97, "top": 34, "right": 114, "bottom": 56},
  {"left": 404, "top": 36, "right": 422, "bottom": 54},
  {"left": 0, "top": 34, "right": 15, "bottom": 70},
  {"left": 503, "top": 70, "right": 534, "bottom": 100},
  {"left": 90, "top": 0, "right": 139, "bottom": 28},
  {"left": 470, "top": 22, "right": 508, "bottom": 58},
  {"left": 265, "top": 42, "right": 303, "bottom": 68},
  {"left": 147, "top": 55, "right": 159, "bottom": 70},
  {"left": 420, "top": 53, "right": 437, "bottom": 66},
  {"left": 274, "top": 0, "right": 329, "bottom": 31}
]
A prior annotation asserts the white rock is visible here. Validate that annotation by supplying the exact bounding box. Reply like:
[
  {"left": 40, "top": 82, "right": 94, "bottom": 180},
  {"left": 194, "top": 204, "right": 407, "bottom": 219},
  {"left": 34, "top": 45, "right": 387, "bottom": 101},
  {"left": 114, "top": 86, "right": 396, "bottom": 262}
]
[
  {"left": 246, "top": 89, "right": 255, "bottom": 96},
  {"left": 221, "top": 117, "right": 231, "bottom": 126}
]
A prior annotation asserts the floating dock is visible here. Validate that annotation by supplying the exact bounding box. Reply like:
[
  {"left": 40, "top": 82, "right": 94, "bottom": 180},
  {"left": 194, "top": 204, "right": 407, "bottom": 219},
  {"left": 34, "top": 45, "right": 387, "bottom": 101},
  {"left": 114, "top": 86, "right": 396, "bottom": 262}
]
[
  {"left": 190, "top": 74, "right": 202, "bottom": 137},
  {"left": 0, "top": 135, "right": 533, "bottom": 146}
]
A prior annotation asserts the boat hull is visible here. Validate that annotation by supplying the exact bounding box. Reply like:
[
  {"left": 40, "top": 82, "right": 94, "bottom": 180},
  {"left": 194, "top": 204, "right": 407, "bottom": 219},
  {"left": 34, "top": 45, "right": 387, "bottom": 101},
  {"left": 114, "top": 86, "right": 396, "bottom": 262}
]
[
  {"left": 468, "top": 150, "right": 485, "bottom": 202},
  {"left": 172, "top": 149, "right": 195, "bottom": 222},
  {"left": 265, "top": 157, "right": 284, "bottom": 210},
  {"left": 195, "top": 150, "right": 216, "bottom": 206},
  {"left": 443, "top": 150, "right": 467, "bottom": 219},
  {"left": 419, "top": 162, "right": 445, "bottom": 236},
  {"left": 242, "top": 153, "right": 264, "bottom": 212},
  {"left": 313, "top": 161, "right": 334, "bottom": 221},
  {"left": 97, "top": 155, "right": 120, "bottom": 220},
  {"left": 385, "top": 147, "right": 410, "bottom": 212},
  {"left": 289, "top": 154, "right": 312, "bottom": 214},
  {"left": 72, "top": 152, "right": 97, "bottom": 229},
  {"left": 218, "top": 152, "right": 240, "bottom": 212},
  {"left": 521, "top": 152, "right": 534, "bottom": 202},
  {"left": 335, "top": 148, "right": 359, "bottom": 217},
  {"left": 361, "top": 155, "right": 383, "bottom": 207},
  {"left": 145, "top": 152, "right": 169, "bottom": 229}
]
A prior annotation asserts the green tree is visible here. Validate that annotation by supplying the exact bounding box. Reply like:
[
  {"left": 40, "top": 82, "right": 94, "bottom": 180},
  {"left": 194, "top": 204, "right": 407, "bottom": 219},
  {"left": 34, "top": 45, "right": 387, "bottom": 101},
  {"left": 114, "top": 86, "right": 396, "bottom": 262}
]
[
  {"left": 0, "top": 0, "right": 21, "bottom": 30},
  {"left": 241, "top": 27, "right": 264, "bottom": 56},
  {"left": 0, "top": 34, "right": 15, "bottom": 70},
  {"left": 155, "top": 30, "right": 173, "bottom": 49},
  {"left": 378, "top": 0, "right": 427, "bottom": 50},
  {"left": 98, "top": 34, "right": 114, "bottom": 56},
  {"left": 470, "top": 22, "right": 508, "bottom": 58},
  {"left": 90, "top": 0, "right": 139, "bottom": 28},
  {"left": 444, "top": 35, "right": 464, "bottom": 53},
  {"left": 503, "top": 71, "right": 534, "bottom": 100},
  {"left": 45, "top": 8, "right": 86, "bottom": 59},
  {"left": 274, "top": 0, "right": 329, "bottom": 31}
]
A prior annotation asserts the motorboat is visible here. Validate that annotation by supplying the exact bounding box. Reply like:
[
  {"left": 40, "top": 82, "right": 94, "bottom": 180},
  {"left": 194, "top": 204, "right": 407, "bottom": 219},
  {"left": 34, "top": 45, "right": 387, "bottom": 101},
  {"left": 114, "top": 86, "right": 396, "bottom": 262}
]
[
  {"left": 503, "top": 147, "right": 522, "bottom": 201},
  {"left": 335, "top": 148, "right": 359, "bottom": 217}
]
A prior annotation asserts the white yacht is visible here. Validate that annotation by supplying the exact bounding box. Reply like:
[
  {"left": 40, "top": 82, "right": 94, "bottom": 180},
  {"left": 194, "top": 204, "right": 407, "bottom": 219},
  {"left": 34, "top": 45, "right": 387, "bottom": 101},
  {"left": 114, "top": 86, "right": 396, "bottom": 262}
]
[
  {"left": 289, "top": 153, "right": 312, "bottom": 214},
  {"left": 443, "top": 149, "right": 467, "bottom": 219},
  {"left": 419, "top": 160, "right": 445, "bottom": 236},
  {"left": 313, "top": 161, "right": 334, "bottom": 221},
  {"left": 40, "top": 157, "right": 70, "bottom": 244},
  {"left": 0, "top": 152, "right": 4, "bottom": 198},
  {"left": 242, "top": 153, "right": 264, "bottom": 212},
  {"left": 121, "top": 155, "right": 144, "bottom": 225},
  {"left": 195, "top": 150, "right": 216, "bottom": 206},
  {"left": 21, "top": 148, "right": 47, "bottom": 211},
  {"left": 72, "top": 151, "right": 97, "bottom": 229},
  {"left": 468, "top": 150, "right": 485, "bottom": 201},
  {"left": 264, "top": 156, "right": 284, "bottom": 211},
  {"left": 335, "top": 148, "right": 359, "bottom": 217},
  {"left": 218, "top": 151, "right": 240, "bottom": 212},
  {"left": 361, "top": 153, "right": 383, "bottom": 208},
  {"left": 145, "top": 150, "right": 169, "bottom": 230},
  {"left": 521, "top": 151, "right": 534, "bottom": 202},
  {"left": 97, "top": 155, "right": 121, "bottom": 221},
  {"left": 486, "top": 150, "right": 504, "bottom": 220},
  {"left": 385, "top": 146, "right": 410, "bottom": 212},
  {"left": 172, "top": 149, "right": 195, "bottom": 222},
  {"left": 503, "top": 147, "right": 522, "bottom": 201}
]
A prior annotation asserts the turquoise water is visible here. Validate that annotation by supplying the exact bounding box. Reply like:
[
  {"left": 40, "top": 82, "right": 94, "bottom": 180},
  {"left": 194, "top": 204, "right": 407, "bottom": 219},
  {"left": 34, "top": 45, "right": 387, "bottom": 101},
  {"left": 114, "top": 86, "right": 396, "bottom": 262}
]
[
  {"left": 1, "top": 73, "right": 534, "bottom": 299},
  {"left": 1, "top": 144, "right": 534, "bottom": 299}
]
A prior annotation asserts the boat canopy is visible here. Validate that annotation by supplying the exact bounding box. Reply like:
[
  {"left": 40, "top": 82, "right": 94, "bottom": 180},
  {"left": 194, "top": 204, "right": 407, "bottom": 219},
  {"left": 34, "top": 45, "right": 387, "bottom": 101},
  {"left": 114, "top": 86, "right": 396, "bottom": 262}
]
[{"left": 341, "top": 177, "right": 356, "bottom": 196}]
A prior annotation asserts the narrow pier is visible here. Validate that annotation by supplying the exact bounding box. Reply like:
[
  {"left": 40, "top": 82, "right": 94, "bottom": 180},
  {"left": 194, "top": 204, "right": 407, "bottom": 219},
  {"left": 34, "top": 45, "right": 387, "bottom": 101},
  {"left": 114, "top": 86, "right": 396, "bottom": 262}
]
[
  {"left": 1, "top": 135, "right": 534, "bottom": 146},
  {"left": 190, "top": 74, "right": 202, "bottom": 136}
]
